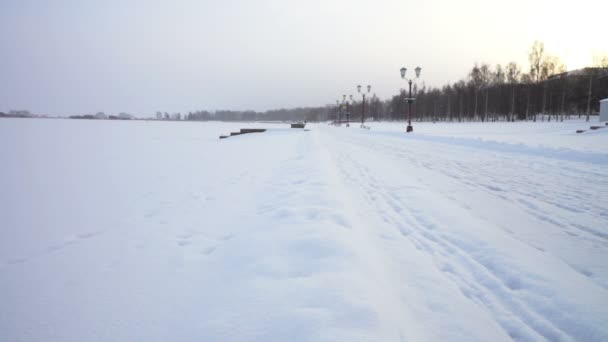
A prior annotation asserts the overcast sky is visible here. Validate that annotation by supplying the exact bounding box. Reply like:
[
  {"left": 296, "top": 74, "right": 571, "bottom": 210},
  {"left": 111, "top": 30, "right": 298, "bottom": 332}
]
[{"left": 1, "top": 0, "right": 606, "bottom": 116}]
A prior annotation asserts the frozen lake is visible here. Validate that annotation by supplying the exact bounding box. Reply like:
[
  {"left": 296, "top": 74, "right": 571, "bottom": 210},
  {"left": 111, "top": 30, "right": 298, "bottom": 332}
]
[{"left": 1, "top": 118, "right": 607, "bottom": 341}]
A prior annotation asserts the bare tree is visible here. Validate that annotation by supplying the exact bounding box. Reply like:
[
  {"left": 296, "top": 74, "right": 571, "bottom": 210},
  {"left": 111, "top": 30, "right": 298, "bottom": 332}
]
[
  {"left": 529, "top": 41, "right": 545, "bottom": 84},
  {"left": 559, "top": 74, "right": 567, "bottom": 121},
  {"left": 541, "top": 55, "right": 566, "bottom": 121},
  {"left": 444, "top": 84, "right": 453, "bottom": 121},
  {"left": 457, "top": 80, "right": 467, "bottom": 122},
  {"left": 528, "top": 41, "right": 566, "bottom": 121},
  {"left": 479, "top": 64, "right": 493, "bottom": 122},
  {"left": 469, "top": 63, "right": 492, "bottom": 121},
  {"left": 506, "top": 62, "right": 521, "bottom": 121},
  {"left": 528, "top": 41, "right": 546, "bottom": 121},
  {"left": 521, "top": 73, "right": 533, "bottom": 121},
  {"left": 492, "top": 64, "right": 505, "bottom": 121}
]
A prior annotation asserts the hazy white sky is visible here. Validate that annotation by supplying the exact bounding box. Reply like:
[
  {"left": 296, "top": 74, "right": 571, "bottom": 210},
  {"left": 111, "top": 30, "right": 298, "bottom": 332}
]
[{"left": 1, "top": 0, "right": 606, "bottom": 116}]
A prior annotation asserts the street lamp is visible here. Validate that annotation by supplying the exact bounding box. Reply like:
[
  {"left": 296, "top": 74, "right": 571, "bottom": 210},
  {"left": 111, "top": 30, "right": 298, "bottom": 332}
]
[
  {"left": 357, "top": 84, "right": 371, "bottom": 127},
  {"left": 400, "top": 66, "right": 421, "bottom": 132}
]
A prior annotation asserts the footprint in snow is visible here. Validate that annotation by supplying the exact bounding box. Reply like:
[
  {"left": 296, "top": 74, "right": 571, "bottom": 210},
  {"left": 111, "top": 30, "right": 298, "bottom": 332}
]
[
  {"left": 219, "top": 234, "right": 234, "bottom": 241},
  {"left": 177, "top": 239, "right": 191, "bottom": 247},
  {"left": 77, "top": 230, "right": 103, "bottom": 239},
  {"left": 202, "top": 246, "right": 217, "bottom": 255},
  {"left": 6, "top": 257, "right": 27, "bottom": 265}
]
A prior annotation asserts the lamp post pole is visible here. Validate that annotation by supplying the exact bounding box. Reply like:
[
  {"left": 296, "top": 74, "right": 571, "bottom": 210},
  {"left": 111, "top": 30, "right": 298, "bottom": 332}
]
[
  {"left": 408, "top": 79, "right": 413, "bottom": 129},
  {"left": 357, "top": 84, "right": 371, "bottom": 127},
  {"left": 346, "top": 94, "right": 353, "bottom": 127},
  {"left": 400, "top": 66, "right": 421, "bottom": 133},
  {"left": 335, "top": 100, "right": 340, "bottom": 125},
  {"left": 341, "top": 94, "right": 346, "bottom": 126}
]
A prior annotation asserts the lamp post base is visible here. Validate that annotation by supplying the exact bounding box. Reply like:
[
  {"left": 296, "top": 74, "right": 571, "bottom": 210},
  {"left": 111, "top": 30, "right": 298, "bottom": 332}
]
[{"left": 406, "top": 125, "right": 413, "bottom": 133}]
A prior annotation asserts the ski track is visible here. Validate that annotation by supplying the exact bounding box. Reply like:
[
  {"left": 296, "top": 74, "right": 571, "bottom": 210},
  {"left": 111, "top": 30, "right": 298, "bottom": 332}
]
[{"left": 317, "top": 126, "right": 608, "bottom": 341}]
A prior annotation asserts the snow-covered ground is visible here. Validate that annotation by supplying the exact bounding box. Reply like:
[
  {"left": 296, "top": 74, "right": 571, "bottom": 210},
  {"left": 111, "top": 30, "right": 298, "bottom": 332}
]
[{"left": 1, "top": 118, "right": 607, "bottom": 341}]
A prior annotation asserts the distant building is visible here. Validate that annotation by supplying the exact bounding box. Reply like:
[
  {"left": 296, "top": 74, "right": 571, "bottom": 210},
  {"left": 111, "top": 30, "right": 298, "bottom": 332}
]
[
  {"left": 118, "top": 113, "right": 134, "bottom": 120},
  {"left": 601, "top": 99, "right": 608, "bottom": 122}
]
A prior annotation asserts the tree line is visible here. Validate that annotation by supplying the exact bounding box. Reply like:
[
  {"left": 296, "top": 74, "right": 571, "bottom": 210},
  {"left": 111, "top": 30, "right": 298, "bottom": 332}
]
[
  {"left": 176, "top": 41, "right": 607, "bottom": 124},
  {"left": 6, "top": 41, "right": 604, "bottom": 123},
  {"left": 168, "top": 107, "right": 328, "bottom": 123},
  {"left": 358, "top": 42, "right": 608, "bottom": 123}
]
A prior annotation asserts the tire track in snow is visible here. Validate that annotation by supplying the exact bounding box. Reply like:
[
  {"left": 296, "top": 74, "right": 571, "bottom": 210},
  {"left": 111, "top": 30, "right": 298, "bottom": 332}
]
[
  {"left": 319, "top": 128, "right": 517, "bottom": 341},
  {"left": 329, "top": 143, "right": 563, "bottom": 340},
  {"left": 319, "top": 126, "right": 608, "bottom": 341},
  {"left": 338, "top": 129, "right": 608, "bottom": 287}
]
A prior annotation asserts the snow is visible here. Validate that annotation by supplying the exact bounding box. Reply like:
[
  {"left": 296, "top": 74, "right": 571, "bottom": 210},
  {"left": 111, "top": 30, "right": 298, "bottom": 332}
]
[{"left": 1, "top": 118, "right": 607, "bottom": 341}]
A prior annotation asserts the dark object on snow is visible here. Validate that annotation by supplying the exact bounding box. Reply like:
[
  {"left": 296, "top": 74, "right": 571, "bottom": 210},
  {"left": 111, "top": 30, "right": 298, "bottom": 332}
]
[
  {"left": 291, "top": 123, "right": 305, "bottom": 128},
  {"left": 590, "top": 126, "right": 604, "bottom": 130},
  {"left": 220, "top": 128, "right": 267, "bottom": 139},
  {"left": 576, "top": 130, "right": 586, "bottom": 133},
  {"left": 240, "top": 128, "right": 266, "bottom": 133}
]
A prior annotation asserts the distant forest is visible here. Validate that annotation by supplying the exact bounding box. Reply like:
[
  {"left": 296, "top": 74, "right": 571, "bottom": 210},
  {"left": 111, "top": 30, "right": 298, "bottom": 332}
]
[
  {"left": 180, "top": 41, "right": 608, "bottom": 123},
  {"left": 4, "top": 41, "right": 607, "bottom": 123}
]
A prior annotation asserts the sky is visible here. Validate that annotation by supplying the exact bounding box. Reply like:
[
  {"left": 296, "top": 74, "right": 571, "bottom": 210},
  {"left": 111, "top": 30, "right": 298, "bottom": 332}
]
[{"left": 0, "top": 0, "right": 606, "bottom": 117}]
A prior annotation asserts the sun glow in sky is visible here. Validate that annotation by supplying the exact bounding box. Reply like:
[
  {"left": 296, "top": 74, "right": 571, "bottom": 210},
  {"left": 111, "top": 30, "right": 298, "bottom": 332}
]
[
  {"left": 528, "top": 1, "right": 605, "bottom": 71},
  {"left": 0, "top": 0, "right": 606, "bottom": 116}
]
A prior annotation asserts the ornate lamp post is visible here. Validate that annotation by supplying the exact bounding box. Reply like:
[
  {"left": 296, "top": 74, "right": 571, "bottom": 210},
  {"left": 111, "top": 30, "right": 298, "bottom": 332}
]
[
  {"left": 357, "top": 84, "right": 371, "bottom": 127},
  {"left": 400, "top": 66, "right": 421, "bottom": 132}
]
